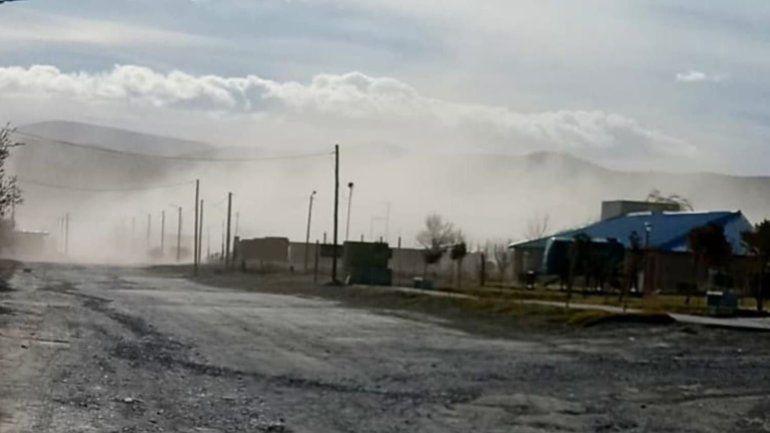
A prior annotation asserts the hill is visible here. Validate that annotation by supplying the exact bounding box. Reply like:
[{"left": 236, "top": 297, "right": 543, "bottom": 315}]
[{"left": 6, "top": 121, "right": 770, "bottom": 245}]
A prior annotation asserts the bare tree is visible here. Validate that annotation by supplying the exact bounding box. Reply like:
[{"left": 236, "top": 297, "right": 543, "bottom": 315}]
[
  {"left": 493, "top": 241, "right": 512, "bottom": 282},
  {"left": 646, "top": 189, "right": 694, "bottom": 211},
  {"left": 526, "top": 214, "right": 551, "bottom": 240},
  {"left": 0, "top": 124, "right": 22, "bottom": 219},
  {"left": 416, "top": 213, "right": 457, "bottom": 249},
  {"left": 450, "top": 231, "right": 467, "bottom": 289},
  {"left": 416, "top": 213, "right": 459, "bottom": 281}
]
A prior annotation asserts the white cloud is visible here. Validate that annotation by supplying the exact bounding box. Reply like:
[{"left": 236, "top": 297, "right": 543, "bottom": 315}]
[
  {"left": 0, "top": 64, "right": 694, "bottom": 157},
  {"left": 676, "top": 70, "right": 724, "bottom": 83}
]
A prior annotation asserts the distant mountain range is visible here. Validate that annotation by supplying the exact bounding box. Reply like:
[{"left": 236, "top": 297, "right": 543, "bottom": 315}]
[{"left": 7, "top": 120, "right": 770, "bottom": 242}]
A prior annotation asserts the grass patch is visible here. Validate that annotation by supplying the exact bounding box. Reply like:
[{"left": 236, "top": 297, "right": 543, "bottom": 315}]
[{"left": 449, "top": 285, "right": 714, "bottom": 315}]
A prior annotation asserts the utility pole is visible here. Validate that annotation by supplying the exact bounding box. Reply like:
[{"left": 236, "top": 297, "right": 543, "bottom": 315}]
[
  {"left": 176, "top": 207, "right": 182, "bottom": 262},
  {"left": 64, "top": 213, "right": 70, "bottom": 257},
  {"left": 345, "top": 182, "right": 354, "bottom": 242},
  {"left": 160, "top": 210, "right": 166, "bottom": 257},
  {"left": 198, "top": 200, "right": 204, "bottom": 265},
  {"left": 332, "top": 144, "right": 340, "bottom": 283},
  {"left": 146, "top": 213, "right": 151, "bottom": 252},
  {"left": 225, "top": 192, "right": 233, "bottom": 269},
  {"left": 304, "top": 190, "right": 317, "bottom": 272},
  {"left": 194, "top": 179, "right": 200, "bottom": 274},
  {"left": 131, "top": 216, "right": 136, "bottom": 254}
]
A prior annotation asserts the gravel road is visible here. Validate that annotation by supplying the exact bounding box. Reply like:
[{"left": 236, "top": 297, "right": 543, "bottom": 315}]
[{"left": 2, "top": 263, "right": 770, "bottom": 432}]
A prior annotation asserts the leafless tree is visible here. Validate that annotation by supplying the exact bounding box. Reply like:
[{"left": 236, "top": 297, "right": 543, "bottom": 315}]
[
  {"left": 493, "top": 241, "right": 512, "bottom": 282},
  {"left": 416, "top": 213, "right": 458, "bottom": 250},
  {"left": 525, "top": 214, "right": 551, "bottom": 240},
  {"left": 450, "top": 232, "right": 467, "bottom": 289},
  {"left": 0, "top": 124, "right": 23, "bottom": 219},
  {"left": 416, "top": 213, "right": 459, "bottom": 280}
]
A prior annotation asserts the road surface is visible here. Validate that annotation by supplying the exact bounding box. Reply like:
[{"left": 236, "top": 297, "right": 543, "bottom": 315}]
[{"left": 2, "top": 263, "right": 770, "bottom": 432}]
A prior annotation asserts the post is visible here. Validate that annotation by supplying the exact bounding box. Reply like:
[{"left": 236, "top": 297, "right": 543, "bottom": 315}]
[
  {"left": 345, "top": 182, "right": 354, "bottom": 241},
  {"left": 221, "top": 221, "right": 225, "bottom": 262},
  {"left": 314, "top": 240, "right": 320, "bottom": 284},
  {"left": 304, "top": 191, "right": 316, "bottom": 272},
  {"left": 198, "top": 200, "right": 204, "bottom": 265},
  {"left": 146, "top": 213, "right": 151, "bottom": 251},
  {"left": 131, "top": 216, "right": 136, "bottom": 253},
  {"left": 397, "top": 236, "right": 402, "bottom": 287},
  {"left": 64, "top": 213, "right": 70, "bottom": 256},
  {"left": 160, "top": 210, "right": 166, "bottom": 257},
  {"left": 225, "top": 192, "right": 233, "bottom": 269},
  {"left": 176, "top": 207, "right": 182, "bottom": 262},
  {"left": 332, "top": 144, "right": 340, "bottom": 283},
  {"left": 480, "top": 252, "right": 487, "bottom": 287},
  {"left": 194, "top": 179, "right": 200, "bottom": 274}
]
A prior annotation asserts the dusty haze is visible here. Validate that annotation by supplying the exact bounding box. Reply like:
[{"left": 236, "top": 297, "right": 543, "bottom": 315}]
[{"left": 7, "top": 121, "right": 770, "bottom": 264}]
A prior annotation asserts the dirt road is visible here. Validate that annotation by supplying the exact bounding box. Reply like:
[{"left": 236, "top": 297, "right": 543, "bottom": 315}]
[{"left": 2, "top": 263, "right": 770, "bottom": 432}]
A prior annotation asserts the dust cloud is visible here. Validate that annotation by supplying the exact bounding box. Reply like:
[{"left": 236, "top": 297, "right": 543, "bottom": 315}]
[{"left": 6, "top": 120, "right": 769, "bottom": 265}]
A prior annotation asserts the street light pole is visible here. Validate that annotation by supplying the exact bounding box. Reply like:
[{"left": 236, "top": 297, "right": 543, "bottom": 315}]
[
  {"left": 304, "top": 190, "right": 317, "bottom": 272},
  {"left": 332, "top": 144, "right": 340, "bottom": 283},
  {"left": 176, "top": 206, "right": 182, "bottom": 262},
  {"left": 160, "top": 210, "right": 166, "bottom": 257},
  {"left": 193, "top": 179, "right": 200, "bottom": 274},
  {"left": 345, "top": 182, "right": 354, "bottom": 242},
  {"left": 225, "top": 192, "right": 233, "bottom": 269}
]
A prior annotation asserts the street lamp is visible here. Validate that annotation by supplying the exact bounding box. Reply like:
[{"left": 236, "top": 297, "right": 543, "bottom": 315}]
[
  {"left": 345, "top": 182, "right": 354, "bottom": 242},
  {"left": 304, "top": 191, "right": 317, "bottom": 272}
]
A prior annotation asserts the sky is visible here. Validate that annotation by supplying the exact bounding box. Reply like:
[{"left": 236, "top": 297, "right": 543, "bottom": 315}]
[{"left": 0, "top": 0, "right": 769, "bottom": 175}]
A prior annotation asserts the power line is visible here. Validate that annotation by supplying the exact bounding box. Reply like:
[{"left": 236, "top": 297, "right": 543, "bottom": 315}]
[
  {"left": 13, "top": 131, "right": 333, "bottom": 162},
  {"left": 18, "top": 178, "right": 195, "bottom": 193}
]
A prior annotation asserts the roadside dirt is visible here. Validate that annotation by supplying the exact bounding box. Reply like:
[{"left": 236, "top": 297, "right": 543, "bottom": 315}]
[{"left": 2, "top": 263, "right": 770, "bottom": 432}]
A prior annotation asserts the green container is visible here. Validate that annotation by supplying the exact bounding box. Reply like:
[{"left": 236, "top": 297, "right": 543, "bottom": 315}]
[
  {"left": 343, "top": 242, "right": 392, "bottom": 269},
  {"left": 348, "top": 268, "right": 393, "bottom": 286}
]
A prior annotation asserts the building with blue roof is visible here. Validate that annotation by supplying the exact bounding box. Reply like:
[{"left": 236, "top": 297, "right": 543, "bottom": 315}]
[{"left": 509, "top": 201, "right": 755, "bottom": 294}]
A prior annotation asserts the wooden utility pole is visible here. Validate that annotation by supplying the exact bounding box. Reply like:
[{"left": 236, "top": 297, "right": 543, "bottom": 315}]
[
  {"left": 225, "top": 192, "right": 233, "bottom": 269},
  {"left": 345, "top": 182, "right": 354, "bottom": 241},
  {"left": 198, "top": 200, "right": 204, "bottom": 265},
  {"left": 332, "top": 144, "right": 340, "bottom": 283},
  {"left": 176, "top": 207, "right": 182, "bottom": 262},
  {"left": 194, "top": 179, "right": 200, "bottom": 274},
  {"left": 304, "top": 191, "right": 316, "bottom": 272},
  {"left": 131, "top": 216, "right": 136, "bottom": 253},
  {"left": 64, "top": 213, "right": 70, "bottom": 256},
  {"left": 160, "top": 210, "right": 166, "bottom": 257},
  {"left": 146, "top": 213, "right": 151, "bottom": 251}
]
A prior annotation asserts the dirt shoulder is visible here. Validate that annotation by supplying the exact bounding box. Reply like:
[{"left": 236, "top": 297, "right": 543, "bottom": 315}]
[{"left": 154, "top": 266, "right": 674, "bottom": 338}]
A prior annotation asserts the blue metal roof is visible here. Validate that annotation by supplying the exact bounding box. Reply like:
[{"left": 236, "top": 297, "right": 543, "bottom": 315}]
[{"left": 511, "top": 211, "right": 752, "bottom": 255}]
